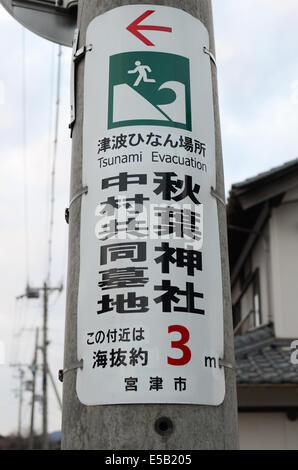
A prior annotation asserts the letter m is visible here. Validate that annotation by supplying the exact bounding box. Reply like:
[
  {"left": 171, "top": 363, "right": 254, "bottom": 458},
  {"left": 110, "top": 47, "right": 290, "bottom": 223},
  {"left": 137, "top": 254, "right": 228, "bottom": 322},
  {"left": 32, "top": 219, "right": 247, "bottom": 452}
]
[{"left": 205, "top": 356, "right": 217, "bottom": 368}]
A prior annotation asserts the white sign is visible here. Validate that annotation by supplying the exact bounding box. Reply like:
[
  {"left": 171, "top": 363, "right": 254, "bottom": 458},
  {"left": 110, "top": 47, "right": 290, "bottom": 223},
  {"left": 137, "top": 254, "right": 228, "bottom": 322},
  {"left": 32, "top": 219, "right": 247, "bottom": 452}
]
[{"left": 77, "top": 5, "right": 224, "bottom": 406}]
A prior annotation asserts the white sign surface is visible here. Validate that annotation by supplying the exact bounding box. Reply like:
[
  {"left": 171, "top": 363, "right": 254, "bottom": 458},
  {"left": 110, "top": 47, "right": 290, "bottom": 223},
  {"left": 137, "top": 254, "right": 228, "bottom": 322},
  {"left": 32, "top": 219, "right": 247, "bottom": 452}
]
[{"left": 77, "top": 5, "right": 225, "bottom": 406}]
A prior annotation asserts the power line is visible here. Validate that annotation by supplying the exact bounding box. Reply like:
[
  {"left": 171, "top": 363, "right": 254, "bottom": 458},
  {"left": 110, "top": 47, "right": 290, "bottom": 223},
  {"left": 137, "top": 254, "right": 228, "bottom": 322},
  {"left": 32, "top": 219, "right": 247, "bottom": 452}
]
[
  {"left": 9, "top": 299, "right": 21, "bottom": 364},
  {"left": 10, "top": 37, "right": 64, "bottom": 442},
  {"left": 47, "top": 45, "right": 62, "bottom": 284},
  {"left": 21, "top": 27, "right": 30, "bottom": 284},
  {"left": 44, "top": 44, "right": 55, "bottom": 279},
  {"left": 11, "top": 299, "right": 27, "bottom": 365}
]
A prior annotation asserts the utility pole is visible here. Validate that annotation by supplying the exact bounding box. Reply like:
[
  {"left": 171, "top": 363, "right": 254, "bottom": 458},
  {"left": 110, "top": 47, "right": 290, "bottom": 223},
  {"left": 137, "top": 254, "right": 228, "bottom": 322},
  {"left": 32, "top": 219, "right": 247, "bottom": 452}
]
[
  {"left": 29, "top": 328, "right": 39, "bottom": 450},
  {"left": 41, "top": 282, "right": 62, "bottom": 449},
  {"left": 16, "top": 283, "right": 62, "bottom": 449},
  {"left": 17, "top": 368, "right": 24, "bottom": 437},
  {"left": 42, "top": 283, "right": 49, "bottom": 450},
  {"left": 62, "top": 0, "right": 238, "bottom": 450},
  {"left": 11, "top": 365, "right": 28, "bottom": 437}
]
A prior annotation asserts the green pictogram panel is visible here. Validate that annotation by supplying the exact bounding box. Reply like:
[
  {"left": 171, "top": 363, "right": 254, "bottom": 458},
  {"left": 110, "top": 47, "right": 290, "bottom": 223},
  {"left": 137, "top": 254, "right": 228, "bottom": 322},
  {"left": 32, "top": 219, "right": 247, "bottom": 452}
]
[{"left": 108, "top": 51, "right": 192, "bottom": 131}]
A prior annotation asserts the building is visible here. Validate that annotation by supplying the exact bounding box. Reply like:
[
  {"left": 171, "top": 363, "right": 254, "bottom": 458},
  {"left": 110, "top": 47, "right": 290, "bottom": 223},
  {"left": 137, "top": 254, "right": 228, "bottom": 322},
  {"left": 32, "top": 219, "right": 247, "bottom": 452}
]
[{"left": 227, "top": 158, "right": 298, "bottom": 450}]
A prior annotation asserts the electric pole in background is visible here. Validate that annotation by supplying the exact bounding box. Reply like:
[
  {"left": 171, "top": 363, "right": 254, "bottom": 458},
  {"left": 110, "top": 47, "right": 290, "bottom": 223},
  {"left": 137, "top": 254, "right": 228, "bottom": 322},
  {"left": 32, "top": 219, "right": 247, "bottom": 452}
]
[
  {"left": 29, "top": 328, "right": 39, "bottom": 450},
  {"left": 41, "top": 282, "right": 62, "bottom": 450},
  {"left": 10, "top": 365, "right": 28, "bottom": 438},
  {"left": 17, "top": 368, "right": 24, "bottom": 437},
  {"left": 62, "top": 0, "right": 238, "bottom": 450},
  {"left": 42, "top": 283, "right": 49, "bottom": 450},
  {"left": 1, "top": 0, "right": 66, "bottom": 449},
  {"left": 15, "top": 282, "right": 62, "bottom": 449}
]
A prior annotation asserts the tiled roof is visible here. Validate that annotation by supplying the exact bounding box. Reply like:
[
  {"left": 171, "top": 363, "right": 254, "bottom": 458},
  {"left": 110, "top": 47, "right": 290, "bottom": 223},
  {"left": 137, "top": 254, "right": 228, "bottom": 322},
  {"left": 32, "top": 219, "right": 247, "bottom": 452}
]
[
  {"left": 235, "top": 324, "right": 298, "bottom": 384},
  {"left": 231, "top": 157, "right": 298, "bottom": 190}
]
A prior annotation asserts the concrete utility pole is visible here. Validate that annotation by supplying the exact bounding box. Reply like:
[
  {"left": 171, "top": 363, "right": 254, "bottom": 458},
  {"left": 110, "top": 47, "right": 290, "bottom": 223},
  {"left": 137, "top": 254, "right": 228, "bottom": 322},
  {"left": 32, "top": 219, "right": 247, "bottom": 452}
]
[
  {"left": 16, "top": 282, "right": 62, "bottom": 449},
  {"left": 29, "top": 328, "right": 39, "bottom": 450},
  {"left": 42, "top": 283, "right": 49, "bottom": 450},
  {"left": 41, "top": 282, "right": 62, "bottom": 449},
  {"left": 62, "top": 0, "right": 238, "bottom": 450},
  {"left": 11, "top": 365, "right": 27, "bottom": 437},
  {"left": 17, "top": 368, "right": 24, "bottom": 438}
]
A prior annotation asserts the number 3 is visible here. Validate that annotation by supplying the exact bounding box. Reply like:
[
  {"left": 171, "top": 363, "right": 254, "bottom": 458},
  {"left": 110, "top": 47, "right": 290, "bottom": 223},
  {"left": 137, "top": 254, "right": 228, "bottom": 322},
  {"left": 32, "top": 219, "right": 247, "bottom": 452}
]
[{"left": 168, "top": 325, "right": 191, "bottom": 366}]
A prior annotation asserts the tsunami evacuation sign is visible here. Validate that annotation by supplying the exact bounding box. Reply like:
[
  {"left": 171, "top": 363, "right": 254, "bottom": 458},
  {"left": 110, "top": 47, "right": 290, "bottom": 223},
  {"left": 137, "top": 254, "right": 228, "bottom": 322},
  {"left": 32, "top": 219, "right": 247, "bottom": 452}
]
[
  {"left": 108, "top": 51, "right": 191, "bottom": 130},
  {"left": 77, "top": 5, "right": 225, "bottom": 406}
]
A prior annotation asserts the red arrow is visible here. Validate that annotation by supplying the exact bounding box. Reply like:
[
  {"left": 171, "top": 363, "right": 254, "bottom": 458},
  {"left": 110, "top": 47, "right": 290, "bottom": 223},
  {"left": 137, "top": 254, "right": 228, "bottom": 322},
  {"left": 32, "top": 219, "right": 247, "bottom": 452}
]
[{"left": 126, "top": 10, "right": 172, "bottom": 46}]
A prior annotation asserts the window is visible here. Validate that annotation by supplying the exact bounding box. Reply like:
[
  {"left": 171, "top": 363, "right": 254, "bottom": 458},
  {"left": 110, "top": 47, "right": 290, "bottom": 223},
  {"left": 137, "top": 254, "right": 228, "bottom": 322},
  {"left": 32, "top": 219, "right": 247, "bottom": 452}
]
[{"left": 233, "top": 269, "right": 261, "bottom": 335}]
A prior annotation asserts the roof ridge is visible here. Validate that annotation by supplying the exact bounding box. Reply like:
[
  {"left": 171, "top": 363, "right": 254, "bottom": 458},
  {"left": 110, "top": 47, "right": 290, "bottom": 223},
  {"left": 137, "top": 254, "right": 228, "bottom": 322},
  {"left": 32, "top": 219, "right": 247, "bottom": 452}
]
[{"left": 231, "top": 157, "right": 298, "bottom": 190}]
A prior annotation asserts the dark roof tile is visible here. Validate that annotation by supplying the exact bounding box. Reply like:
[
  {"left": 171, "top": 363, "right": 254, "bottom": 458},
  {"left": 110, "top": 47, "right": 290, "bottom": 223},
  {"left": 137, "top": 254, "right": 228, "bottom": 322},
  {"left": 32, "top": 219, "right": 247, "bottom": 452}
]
[{"left": 235, "top": 324, "right": 298, "bottom": 384}]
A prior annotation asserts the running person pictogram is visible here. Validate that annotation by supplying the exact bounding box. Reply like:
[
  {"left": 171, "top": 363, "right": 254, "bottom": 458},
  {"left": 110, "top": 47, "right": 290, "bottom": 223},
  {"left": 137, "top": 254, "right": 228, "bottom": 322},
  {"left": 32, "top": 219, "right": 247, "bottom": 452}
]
[
  {"left": 128, "top": 61, "right": 156, "bottom": 87},
  {"left": 108, "top": 51, "right": 192, "bottom": 130}
]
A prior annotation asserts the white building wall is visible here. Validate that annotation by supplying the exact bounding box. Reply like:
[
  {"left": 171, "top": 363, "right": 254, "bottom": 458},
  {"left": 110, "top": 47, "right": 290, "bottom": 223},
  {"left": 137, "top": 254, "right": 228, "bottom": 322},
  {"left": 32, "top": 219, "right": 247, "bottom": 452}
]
[
  {"left": 269, "top": 187, "right": 298, "bottom": 338},
  {"left": 239, "top": 412, "right": 298, "bottom": 450}
]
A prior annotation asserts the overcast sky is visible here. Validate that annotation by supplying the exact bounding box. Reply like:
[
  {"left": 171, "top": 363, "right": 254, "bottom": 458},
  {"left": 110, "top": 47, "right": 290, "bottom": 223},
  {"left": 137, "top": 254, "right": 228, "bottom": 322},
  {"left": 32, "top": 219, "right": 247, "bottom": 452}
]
[{"left": 0, "top": 0, "right": 298, "bottom": 436}]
